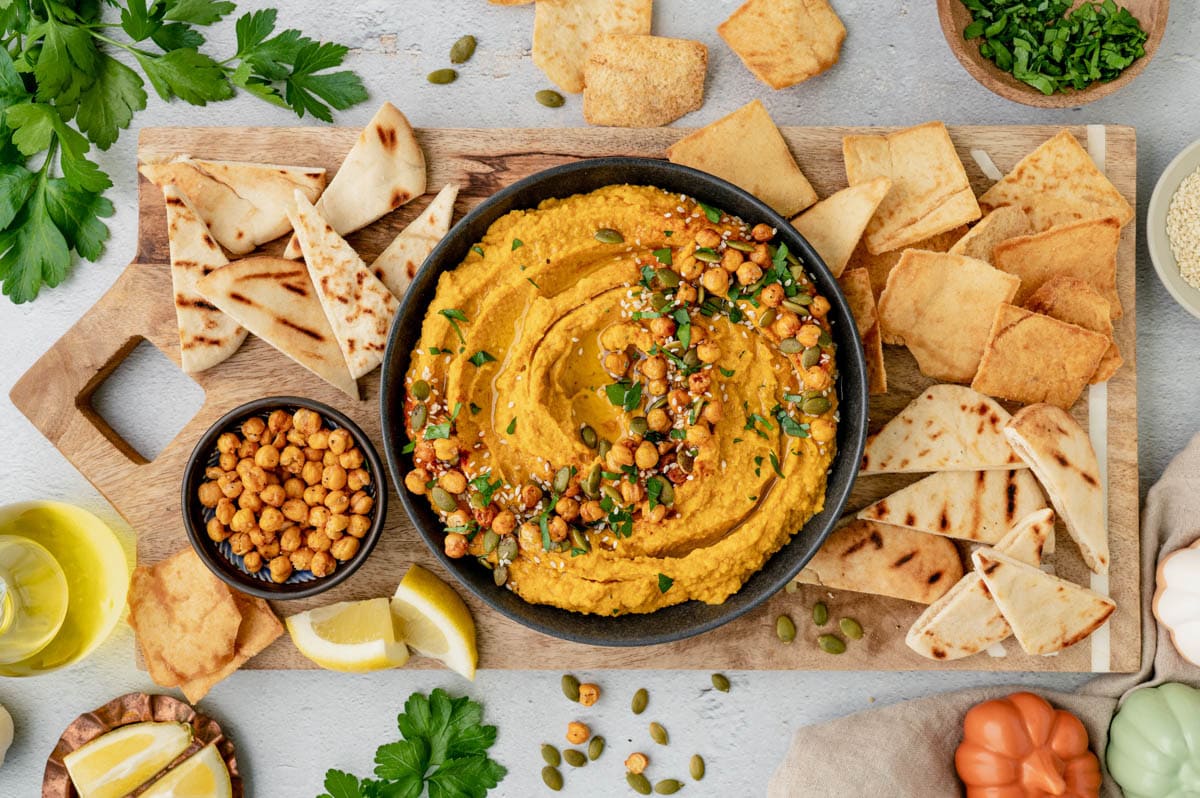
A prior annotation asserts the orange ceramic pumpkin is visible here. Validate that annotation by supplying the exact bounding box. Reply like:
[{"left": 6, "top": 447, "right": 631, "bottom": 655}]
[{"left": 955, "top": 692, "right": 1102, "bottom": 798}]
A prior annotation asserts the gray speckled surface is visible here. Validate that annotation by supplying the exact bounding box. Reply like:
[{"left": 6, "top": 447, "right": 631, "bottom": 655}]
[{"left": 2, "top": 1, "right": 1199, "bottom": 795}]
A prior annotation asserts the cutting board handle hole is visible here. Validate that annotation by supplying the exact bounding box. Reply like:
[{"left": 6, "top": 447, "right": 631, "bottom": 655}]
[{"left": 86, "top": 338, "right": 206, "bottom": 463}]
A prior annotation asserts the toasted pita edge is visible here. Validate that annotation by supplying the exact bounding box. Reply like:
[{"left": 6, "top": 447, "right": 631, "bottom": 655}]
[{"left": 371, "top": 183, "right": 459, "bottom": 298}]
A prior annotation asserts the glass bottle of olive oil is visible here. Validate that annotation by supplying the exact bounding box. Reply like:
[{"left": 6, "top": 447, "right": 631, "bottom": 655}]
[{"left": 0, "top": 502, "right": 130, "bottom": 676}]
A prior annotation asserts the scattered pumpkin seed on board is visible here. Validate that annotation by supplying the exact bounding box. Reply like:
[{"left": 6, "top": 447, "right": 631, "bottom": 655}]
[
  {"left": 711, "top": 673, "right": 730, "bottom": 692},
  {"left": 649, "top": 721, "right": 669, "bottom": 745},
  {"left": 812, "top": 601, "right": 829, "bottom": 626},
  {"left": 840, "top": 617, "right": 864, "bottom": 639},
  {"left": 632, "top": 687, "right": 649, "bottom": 714},
  {"left": 536, "top": 89, "right": 565, "bottom": 108},
  {"left": 542, "top": 765, "right": 563, "bottom": 791},
  {"left": 655, "top": 778, "right": 684, "bottom": 794},
  {"left": 541, "top": 744, "right": 561, "bottom": 767},
  {"left": 563, "top": 748, "right": 587, "bottom": 768},
  {"left": 776, "top": 614, "right": 797, "bottom": 643},
  {"left": 427, "top": 68, "right": 457, "bottom": 84},
  {"left": 690, "top": 754, "right": 706, "bottom": 781},
  {"left": 449, "top": 35, "right": 476, "bottom": 64},
  {"left": 818, "top": 634, "right": 847, "bottom": 654},
  {"left": 627, "top": 772, "right": 653, "bottom": 795},
  {"left": 561, "top": 674, "right": 580, "bottom": 702},
  {"left": 588, "top": 735, "right": 605, "bottom": 760}
]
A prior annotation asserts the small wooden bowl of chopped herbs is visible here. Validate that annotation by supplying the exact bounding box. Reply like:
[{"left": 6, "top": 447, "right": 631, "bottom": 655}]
[
  {"left": 937, "top": 0, "right": 1168, "bottom": 108},
  {"left": 1148, "top": 138, "right": 1200, "bottom": 320}
]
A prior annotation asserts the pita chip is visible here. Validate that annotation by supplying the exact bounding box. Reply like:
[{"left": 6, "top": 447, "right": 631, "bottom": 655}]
[
  {"left": 669, "top": 100, "right": 818, "bottom": 217},
  {"left": 796, "top": 518, "right": 963, "bottom": 604},
  {"left": 289, "top": 192, "right": 399, "bottom": 380},
  {"left": 717, "top": 0, "right": 846, "bottom": 90},
  {"left": 1005, "top": 403, "right": 1108, "bottom": 574},
  {"left": 843, "top": 122, "right": 981, "bottom": 254},
  {"left": 993, "top": 217, "right": 1122, "bottom": 317},
  {"left": 791, "top": 177, "right": 891, "bottom": 276},
  {"left": 973, "top": 547, "right": 1115, "bottom": 655},
  {"left": 160, "top": 185, "right": 246, "bottom": 373},
  {"left": 971, "top": 304, "right": 1109, "bottom": 410},
  {"left": 947, "top": 205, "right": 1031, "bottom": 263},
  {"left": 978, "top": 129, "right": 1134, "bottom": 232},
  {"left": 858, "top": 470, "right": 1047, "bottom": 544},
  {"left": 862, "top": 326, "right": 888, "bottom": 396},
  {"left": 141, "top": 157, "right": 325, "bottom": 255},
  {"left": 877, "top": 249, "right": 1020, "bottom": 382},
  {"left": 906, "top": 509, "right": 1054, "bottom": 661},
  {"left": 372, "top": 184, "right": 459, "bottom": 298},
  {"left": 849, "top": 225, "right": 966, "bottom": 301},
  {"left": 283, "top": 103, "right": 426, "bottom": 258},
  {"left": 837, "top": 268, "right": 887, "bottom": 394},
  {"left": 196, "top": 257, "right": 358, "bottom": 398},
  {"left": 1025, "top": 276, "right": 1122, "bottom": 383},
  {"left": 582, "top": 34, "right": 707, "bottom": 128},
  {"left": 860, "top": 385, "right": 1026, "bottom": 474},
  {"left": 179, "top": 592, "right": 283, "bottom": 702},
  {"left": 532, "top": 0, "right": 652, "bottom": 94}
]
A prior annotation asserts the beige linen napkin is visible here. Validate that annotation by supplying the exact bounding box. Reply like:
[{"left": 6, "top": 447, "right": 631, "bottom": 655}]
[{"left": 769, "top": 431, "right": 1200, "bottom": 798}]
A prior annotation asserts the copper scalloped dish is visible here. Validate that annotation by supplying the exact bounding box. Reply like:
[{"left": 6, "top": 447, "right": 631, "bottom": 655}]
[{"left": 42, "top": 693, "right": 243, "bottom": 798}]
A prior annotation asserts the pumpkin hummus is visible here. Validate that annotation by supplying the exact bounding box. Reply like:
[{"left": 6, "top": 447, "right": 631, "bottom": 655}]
[{"left": 403, "top": 185, "right": 839, "bottom": 615}]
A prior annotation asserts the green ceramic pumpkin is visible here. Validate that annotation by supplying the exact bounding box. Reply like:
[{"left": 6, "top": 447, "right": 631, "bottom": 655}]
[{"left": 1107, "top": 682, "right": 1200, "bottom": 797}]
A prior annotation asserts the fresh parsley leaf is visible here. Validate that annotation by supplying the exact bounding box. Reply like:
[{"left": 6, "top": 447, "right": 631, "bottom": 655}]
[
  {"left": 0, "top": 182, "right": 71, "bottom": 303},
  {"left": 75, "top": 54, "right": 147, "bottom": 150},
  {"left": 511, "top": 238, "right": 523, "bottom": 250},
  {"left": 469, "top": 472, "right": 503, "bottom": 505},
  {"left": 440, "top": 308, "right": 469, "bottom": 343},
  {"left": 426, "top": 754, "right": 506, "bottom": 798},
  {"left": 719, "top": 367, "right": 735, "bottom": 378},
  {"left": 424, "top": 421, "right": 452, "bottom": 440},
  {"left": 505, "top": 417, "right": 516, "bottom": 435},
  {"left": 769, "top": 450, "right": 785, "bottom": 479},
  {"left": 697, "top": 201, "right": 722, "bottom": 223},
  {"left": 657, "top": 573, "right": 674, "bottom": 593},
  {"left": 652, "top": 246, "right": 672, "bottom": 265},
  {"left": 136, "top": 47, "right": 233, "bottom": 105},
  {"left": 164, "top": 0, "right": 237, "bottom": 25},
  {"left": 468, "top": 350, "right": 495, "bottom": 367},
  {"left": 0, "top": 166, "right": 37, "bottom": 231},
  {"left": 319, "top": 769, "right": 365, "bottom": 798}
]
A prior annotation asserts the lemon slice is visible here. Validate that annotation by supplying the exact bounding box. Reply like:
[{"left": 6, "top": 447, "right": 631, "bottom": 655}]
[
  {"left": 140, "top": 744, "right": 231, "bottom": 798},
  {"left": 286, "top": 597, "right": 410, "bottom": 672},
  {"left": 390, "top": 564, "right": 477, "bottom": 680},
  {"left": 63, "top": 721, "right": 192, "bottom": 798}
]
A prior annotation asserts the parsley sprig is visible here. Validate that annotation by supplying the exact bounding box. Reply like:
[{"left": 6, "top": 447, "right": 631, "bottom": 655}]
[
  {"left": 319, "top": 689, "right": 506, "bottom": 798},
  {"left": 0, "top": 2, "right": 368, "bottom": 303}
]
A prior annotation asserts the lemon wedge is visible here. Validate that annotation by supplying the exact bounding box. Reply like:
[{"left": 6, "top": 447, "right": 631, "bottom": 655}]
[
  {"left": 63, "top": 721, "right": 192, "bottom": 798},
  {"left": 286, "top": 597, "right": 410, "bottom": 672},
  {"left": 140, "top": 744, "right": 231, "bottom": 798},
  {"left": 390, "top": 564, "right": 477, "bottom": 680}
]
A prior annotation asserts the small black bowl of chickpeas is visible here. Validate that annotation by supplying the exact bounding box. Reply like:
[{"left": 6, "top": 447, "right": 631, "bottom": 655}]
[{"left": 182, "top": 397, "right": 387, "bottom": 600}]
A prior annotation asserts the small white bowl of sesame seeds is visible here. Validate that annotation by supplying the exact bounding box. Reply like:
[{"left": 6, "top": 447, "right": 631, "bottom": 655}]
[{"left": 1149, "top": 138, "right": 1200, "bottom": 320}]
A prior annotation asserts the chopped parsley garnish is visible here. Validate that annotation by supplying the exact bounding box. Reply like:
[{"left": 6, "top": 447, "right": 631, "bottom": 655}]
[
  {"left": 776, "top": 411, "right": 811, "bottom": 438},
  {"left": 469, "top": 472, "right": 504, "bottom": 505},
  {"left": 719, "top": 367, "right": 735, "bottom": 378},
  {"left": 526, "top": 277, "right": 540, "bottom": 289},
  {"left": 631, "top": 310, "right": 662, "bottom": 320},
  {"left": 753, "top": 455, "right": 763, "bottom": 477},
  {"left": 743, "top": 407, "right": 774, "bottom": 440},
  {"left": 605, "top": 380, "right": 643, "bottom": 412},
  {"left": 468, "top": 350, "right": 496, "bottom": 367},
  {"left": 424, "top": 421, "right": 452, "bottom": 440},
  {"left": 401, "top": 441, "right": 415, "bottom": 454},
  {"left": 652, "top": 247, "right": 673, "bottom": 265},
  {"left": 511, "top": 238, "right": 524, "bottom": 250},
  {"left": 769, "top": 451, "right": 785, "bottom": 479},
  {"left": 540, "top": 515, "right": 552, "bottom": 551},
  {"left": 657, "top": 573, "right": 674, "bottom": 593},
  {"left": 647, "top": 476, "right": 664, "bottom": 510},
  {"left": 669, "top": 429, "right": 686, "bottom": 440},
  {"left": 672, "top": 308, "right": 691, "bottom": 348},
  {"left": 664, "top": 230, "right": 674, "bottom": 237},
  {"left": 471, "top": 245, "right": 484, "bottom": 257},
  {"left": 439, "top": 308, "right": 469, "bottom": 343},
  {"left": 697, "top": 201, "right": 722, "bottom": 223},
  {"left": 429, "top": 346, "right": 444, "bottom": 355},
  {"left": 469, "top": 402, "right": 483, "bottom": 415},
  {"left": 505, "top": 417, "right": 517, "bottom": 435}
]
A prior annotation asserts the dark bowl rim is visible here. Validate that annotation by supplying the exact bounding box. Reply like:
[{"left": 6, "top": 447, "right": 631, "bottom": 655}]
[
  {"left": 181, "top": 395, "right": 388, "bottom": 600},
  {"left": 380, "top": 156, "right": 868, "bottom": 646}
]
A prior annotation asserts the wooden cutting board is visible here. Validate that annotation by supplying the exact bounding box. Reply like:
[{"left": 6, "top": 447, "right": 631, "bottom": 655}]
[{"left": 11, "top": 124, "right": 1139, "bottom": 672}]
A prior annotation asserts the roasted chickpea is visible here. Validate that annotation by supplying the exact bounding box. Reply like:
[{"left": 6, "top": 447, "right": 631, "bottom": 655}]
[
  {"left": 254, "top": 444, "right": 280, "bottom": 469},
  {"left": 578, "top": 683, "right": 601, "bottom": 707},
  {"left": 323, "top": 427, "right": 350, "bottom": 455},
  {"left": 688, "top": 372, "right": 711, "bottom": 395},
  {"left": 444, "top": 532, "right": 469, "bottom": 558},
  {"left": 229, "top": 507, "right": 255, "bottom": 533},
  {"left": 635, "top": 440, "right": 660, "bottom": 470},
  {"left": 620, "top": 480, "right": 645, "bottom": 504},
  {"left": 214, "top": 497, "right": 236, "bottom": 525},
  {"left": 625, "top": 753, "right": 649, "bottom": 775},
  {"left": 721, "top": 247, "right": 744, "bottom": 273},
  {"left": 218, "top": 451, "right": 237, "bottom": 472},
  {"left": 259, "top": 539, "right": 280, "bottom": 560},
  {"left": 675, "top": 282, "right": 698, "bottom": 304},
  {"left": 702, "top": 267, "right": 730, "bottom": 294},
  {"left": 696, "top": 341, "right": 721, "bottom": 364},
  {"left": 283, "top": 477, "right": 305, "bottom": 498},
  {"left": 307, "top": 529, "right": 333, "bottom": 553},
  {"left": 310, "top": 550, "right": 336, "bottom": 577},
  {"left": 751, "top": 223, "right": 774, "bottom": 242},
  {"left": 803, "top": 366, "right": 832, "bottom": 392},
  {"left": 547, "top": 515, "right": 569, "bottom": 542},
  {"left": 308, "top": 505, "right": 331, "bottom": 530},
  {"left": 810, "top": 295, "right": 831, "bottom": 318},
  {"left": 237, "top": 439, "right": 259, "bottom": 460},
  {"left": 282, "top": 498, "right": 308, "bottom": 523},
  {"left": 339, "top": 448, "right": 365, "bottom": 470},
  {"left": 324, "top": 490, "right": 350, "bottom": 515},
  {"left": 405, "top": 467, "right": 431, "bottom": 495},
  {"left": 260, "top": 484, "right": 286, "bottom": 508},
  {"left": 760, "top": 283, "right": 785, "bottom": 307},
  {"left": 322, "top": 513, "right": 346, "bottom": 537},
  {"left": 438, "top": 469, "right": 466, "bottom": 494},
  {"left": 603, "top": 350, "right": 630, "bottom": 377},
  {"left": 268, "top": 555, "right": 293, "bottom": 583},
  {"left": 229, "top": 532, "right": 253, "bottom": 556},
  {"left": 771, "top": 310, "right": 802, "bottom": 340},
  {"left": 217, "top": 474, "right": 243, "bottom": 500},
  {"left": 491, "top": 510, "right": 517, "bottom": 535},
  {"left": 303, "top": 446, "right": 323, "bottom": 462},
  {"left": 648, "top": 316, "right": 676, "bottom": 340},
  {"left": 270, "top": 431, "right": 287, "bottom": 449},
  {"left": 647, "top": 408, "right": 672, "bottom": 433},
  {"left": 280, "top": 526, "right": 303, "bottom": 553},
  {"left": 267, "top": 409, "right": 292, "bottom": 434},
  {"left": 216, "top": 432, "right": 240, "bottom": 454},
  {"left": 206, "top": 517, "right": 229, "bottom": 542},
  {"left": 555, "top": 497, "right": 581, "bottom": 523},
  {"left": 646, "top": 502, "right": 669, "bottom": 523},
  {"left": 279, "top": 445, "right": 304, "bottom": 473},
  {"left": 198, "top": 481, "right": 222, "bottom": 508},
  {"left": 347, "top": 514, "right": 371, "bottom": 538},
  {"left": 303, "top": 484, "right": 327, "bottom": 507},
  {"left": 289, "top": 547, "right": 314, "bottom": 571},
  {"left": 677, "top": 255, "right": 704, "bottom": 282},
  {"left": 205, "top": 465, "right": 225, "bottom": 481},
  {"left": 736, "top": 261, "right": 764, "bottom": 286},
  {"left": 286, "top": 428, "right": 307, "bottom": 448},
  {"left": 241, "top": 416, "right": 267, "bottom": 442},
  {"left": 647, "top": 378, "right": 669, "bottom": 396},
  {"left": 432, "top": 438, "right": 459, "bottom": 462},
  {"left": 244, "top": 466, "right": 269, "bottom": 493},
  {"left": 668, "top": 389, "right": 690, "bottom": 413},
  {"left": 259, "top": 506, "right": 285, "bottom": 533},
  {"left": 640, "top": 355, "right": 668, "bottom": 381},
  {"left": 686, "top": 423, "right": 712, "bottom": 445},
  {"left": 703, "top": 398, "right": 724, "bottom": 424},
  {"left": 695, "top": 227, "right": 722, "bottom": 248},
  {"left": 566, "top": 722, "right": 590, "bottom": 745},
  {"left": 307, "top": 428, "right": 330, "bottom": 450},
  {"left": 605, "top": 441, "right": 635, "bottom": 471},
  {"left": 520, "top": 484, "right": 543, "bottom": 510},
  {"left": 237, "top": 490, "right": 264, "bottom": 514},
  {"left": 331, "top": 536, "right": 360, "bottom": 562},
  {"left": 248, "top": 526, "right": 270, "bottom": 548},
  {"left": 349, "top": 491, "right": 374, "bottom": 516},
  {"left": 243, "top": 551, "right": 264, "bottom": 573},
  {"left": 580, "top": 500, "right": 605, "bottom": 524},
  {"left": 347, "top": 468, "right": 371, "bottom": 491},
  {"left": 322, "top": 452, "right": 338, "bottom": 469},
  {"left": 292, "top": 408, "right": 321, "bottom": 436},
  {"left": 809, "top": 417, "right": 836, "bottom": 443},
  {"left": 796, "top": 324, "right": 822, "bottom": 348}
]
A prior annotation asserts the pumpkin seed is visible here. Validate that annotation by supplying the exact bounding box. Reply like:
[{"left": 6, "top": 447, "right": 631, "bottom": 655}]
[
  {"left": 758, "top": 307, "right": 777, "bottom": 328},
  {"left": 818, "top": 330, "right": 833, "bottom": 347},
  {"left": 694, "top": 248, "right": 720, "bottom": 263},
  {"left": 427, "top": 68, "right": 458, "bottom": 84},
  {"left": 563, "top": 748, "right": 587, "bottom": 768},
  {"left": 584, "top": 463, "right": 602, "bottom": 498},
  {"left": 631, "top": 687, "right": 649, "bottom": 714},
  {"left": 682, "top": 348, "right": 701, "bottom": 369},
  {"left": 449, "top": 34, "right": 476, "bottom": 64},
  {"left": 588, "top": 736, "right": 605, "bottom": 761},
  {"left": 469, "top": 491, "right": 487, "bottom": 509},
  {"left": 655, "top": 778, "right": 684, "bottom": 794},
  {"left": 411, "top": 379, "right": 431, "bottom": 400},
  {"left": 497, "top": 536, "right": 518, "bottom": 562},
  {"left": 695, "top": 286, "right": 706, "bottom": 304},
  {"left": 646, "top": 395, "right": 668, "bottom": 411},
  {"left": 631, "top": 416, "right": 649, "bottom": 436},
  {"left": 562, "top": 674, "right": 581, "bottom": 702},
  {"left": 818, "top": 634, "right": 847, "bottom": 654},
  {"left": 788, "top": 293, "right": 814, "bottom": 308},
  {"left": 801, "top": 346, "right": 822, "bottom": 369},
  {"left": 554, "top": 466, "right": 572, "bottom": 494},
  {"left": 431, "top": 487, "right": 457, "bottom": 513},
  {"left": 650, "top": 292, "right": 670, "bottom": 311},
  {"left": 690, "top": 754, "right": 705, "bottom": 781},
  {"left": 595, "top": 228, "right": 624, "bottom": 244},
  {"left": 802, "top": 396, "right": 831, "bottom": 415},
  {"left": 602, "top": 485, "right": 623, "bottom": 504},
  {"left": 536, "top": 89, "right": 565, "bottom": 108},
  {"left": 789, "top": 264, "right": 807, "bottom": 282},
  {"left": 492, "top": 564, "right": 508, "bottom": 586},
  {"left": 778, "top": 338, "right": 803, "bottom": 354},
  {"left": 710, "top": 673, "right": 730, "bottom": 692},
  {"left": 658, "top": 479, "right": 675, "bottom": 506},
  {"left": 542, "top": 765, "right": 563, "bottom": 791},
  {"left": 541, "top": 744, "right": 561, "bottom": 767},
  {"left": 839, "top": 617, "right": 864, "bottom": 640},
  {"left": 656, "top": 268, "right": 680, "bottom": 288},
  {"left": 627, "top": 772, "right": 653, "bottom": 795},
  {"left": 482, "top": 530, "right": 499, "bottom": 555},
  {"left": 781, "top": 299, "right": 809, "bottom": 314},
  {"left": 812, "top": 601, "right": 829, "bottom": 626},
  {"left": 598, "top": 439, "right": 612, "bottom": 460},
  {"left": 784, "top": 580, "right": 799, "bottom": 594},
  {"left": 677, "top": 449, "right": 695, "bottom": 473},
  {"left": 570, "top": 528, "right": 591, "bottom": 552},
  {"left": 580, "top": 424, "right": 598, "bottom": 448},
  {"left": 649, "top": 722, "right": 668, "bottom": 745},
  {"left": 776, "top": 614, "right": 797, "bottom": 643},
  {"left": 726, "top": 239, "right": 754, "bottom": 252},
  {"left": 410, "top": 404, "right": 428, "bottom": 430}
]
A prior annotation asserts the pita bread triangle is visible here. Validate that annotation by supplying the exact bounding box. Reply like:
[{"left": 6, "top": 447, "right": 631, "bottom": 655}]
[
  {"left": 140, "top": 157, "right": 325, "bottom": 254},
  {"left": 289, "top": 191, "right": 399, "bottom": 380},
  {"left": 860, "top": 385, "right": 1026, "bottom": 474},
  {"left": 195, "top": 257, "right": 358, "bottom": 399},
  {"left": 371, "top": 183, "right": 459, "bottom": 298},
  {"left": 906, "top": 509, "right": 1054, "bottom": 661},
  {"left": 160, "top": 185, "right": 247, "bottom": 373},
  {"left": 1004, "top": 403, "right": 1108, "bottom": 574},
  {"left": 973, "top": 547, "right": 1115, "bottom": 655},
  {"left": 283, "top": 102, "right": 426, "bottom": 258},
  {"left": 857, "top": 469, "right": 1047, "bottom": 544},
  {"left": 790, "top": 176, "right": 891, "bottom": 278}
]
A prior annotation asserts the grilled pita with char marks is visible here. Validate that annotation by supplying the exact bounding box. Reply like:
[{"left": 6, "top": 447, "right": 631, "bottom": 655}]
[
  {"left": 283, "top": 102, "right": 426, "bottom": 259},
  {"left": 160, "top": 185, "right": 247, "bottom": 373},
  {"left": 371, "top": 183, "right": 459, "bottom": 298},
  {"left": 195, "top": 257, "right": 358, "bottom": 398}
]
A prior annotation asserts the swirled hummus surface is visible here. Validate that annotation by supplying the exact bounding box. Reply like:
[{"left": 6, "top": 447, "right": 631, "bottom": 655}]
[{"left": 403, "top": 185, "right": 838, "bottom": 615}]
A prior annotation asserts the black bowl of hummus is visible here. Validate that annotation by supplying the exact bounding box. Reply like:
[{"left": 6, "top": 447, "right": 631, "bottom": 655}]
[{"left": 380, "top": 158, "right": 868, "bottom": 646}]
